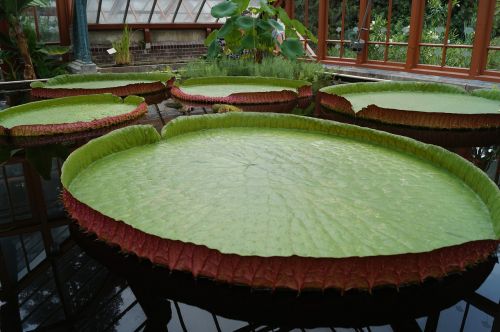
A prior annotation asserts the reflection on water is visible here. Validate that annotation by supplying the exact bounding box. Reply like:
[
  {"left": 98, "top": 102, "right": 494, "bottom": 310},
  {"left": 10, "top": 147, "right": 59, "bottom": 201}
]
[{"left": 0, "top": 91, "right": 499, "bottom": 331}]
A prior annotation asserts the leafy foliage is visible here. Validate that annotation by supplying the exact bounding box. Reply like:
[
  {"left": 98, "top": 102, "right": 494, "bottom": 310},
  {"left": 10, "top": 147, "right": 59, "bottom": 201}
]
[
  {"left": 112, "top": 25, "right": 132, "bottom": 66},
  {"left": 1, "top": 23, "right": 68, "bottom": 79},
  {"left": 181, "top": 56, "right": 330, "bottom": 85},
  {"left": 206, "top": 0, "right": 317, "bottom": 61}
]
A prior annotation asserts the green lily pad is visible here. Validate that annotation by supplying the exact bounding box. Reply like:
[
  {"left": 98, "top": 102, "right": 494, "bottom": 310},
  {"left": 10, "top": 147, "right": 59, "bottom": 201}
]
[
  {"left": 62, "top": 113, "right": 500, "bottom": 259},
  {"left": 0, "top": 94, "right": 145, "bottom": 136}
]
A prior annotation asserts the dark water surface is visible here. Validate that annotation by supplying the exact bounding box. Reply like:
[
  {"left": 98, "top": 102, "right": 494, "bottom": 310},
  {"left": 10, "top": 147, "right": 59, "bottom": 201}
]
[{"left": 0, "top": 91, "right": 499, "bottom": 332}]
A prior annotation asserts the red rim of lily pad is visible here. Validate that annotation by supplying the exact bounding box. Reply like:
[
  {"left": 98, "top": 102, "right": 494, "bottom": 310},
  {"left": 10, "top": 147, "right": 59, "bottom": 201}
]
[
  {"left": 0, "top": 94, "right": 147, "bottom": 137},
  {"left": 63, "top": 190, "right": 498, "bottom": 292},
  {"left": 61, "top": 113, "right": 500, "bottom": 292},
  {"left": 30, "top": 73, "right": 175, "bottom": 100},
  {"left": 318, "top": 82, "right": 500, "bottom": 130},
  {"left": 171, "top": 76, "right": 313, "bottom": 105}
]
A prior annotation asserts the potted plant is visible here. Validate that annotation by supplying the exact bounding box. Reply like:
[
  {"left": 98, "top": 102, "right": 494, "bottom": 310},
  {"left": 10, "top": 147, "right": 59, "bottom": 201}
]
[{"left": 112, "top": 25, "right": 132, "bottom": 66}]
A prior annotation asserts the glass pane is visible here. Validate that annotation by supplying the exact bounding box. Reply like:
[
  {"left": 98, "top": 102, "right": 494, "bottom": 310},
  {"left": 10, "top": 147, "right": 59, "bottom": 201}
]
[
  {"left": 150, "top": 0, "right": 180, "bottom": 23},
  {"left": 448, "top": 0, "right": 477, "bottom": 45},
  {"left": 327, "top": 41, "right": 342, "bottom": 57},
  {"left": 100, "top": 0, "right": 128, "bottom": 24},
  {"left": 344, "top": 0, "right": 359, "bottom": 43},
  {"left": 36, "top": 0, "right": 60, "bottom": 42},
  {"left": 368, "top": 43, "right": 386, "bottom": 60},
  {"left": 490, "top": 4, "right": 500, "bottom": 46},
  {"left": 487, "top": 50, "right": 500, "bottom": 71},
  {"left": 87, "top": 0, "right": 99, "bottom": 23},
  {"left": 174, "top": 0, "right": 202, "bottom": 23},
  {"left": 421, "top": 0, "right": 448, "bottom": 44},
  {"left": 197, "top": 1, "right": 222, "bottom": 23},
  {"left": 295, "top": 0, "right": 319, "bottom": 37},
  {"left": 419, "top": 46, "right": 443, "bottom": 65},
  {"left": 387, "top": 45, "right": 408, "bottom": 62},
  {"left": 328, "top": 0, "right": 342, "bottom": 42},
  {"left": 370, "top": 0, "right": 389, "bottom": 42},
  {"left": 445, "top": 47, "right": 472, "bottom": 68},
  {"left": 390, "top": 0, "right": 411, "bottom": 43},
  {"left": 126, "top": 0, "right": 155, "bottom": 23}
]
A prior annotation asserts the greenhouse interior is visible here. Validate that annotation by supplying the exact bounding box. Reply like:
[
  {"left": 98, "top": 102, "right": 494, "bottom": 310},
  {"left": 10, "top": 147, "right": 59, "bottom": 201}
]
[{"left": 0, "top": 0, "right": 499, "bottom": 331}]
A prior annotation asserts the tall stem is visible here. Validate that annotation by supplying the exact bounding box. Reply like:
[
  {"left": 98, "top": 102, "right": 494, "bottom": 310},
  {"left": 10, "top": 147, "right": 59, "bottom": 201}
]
[{"left": 10, "top": 16, "right": 36, "bottom": 80}]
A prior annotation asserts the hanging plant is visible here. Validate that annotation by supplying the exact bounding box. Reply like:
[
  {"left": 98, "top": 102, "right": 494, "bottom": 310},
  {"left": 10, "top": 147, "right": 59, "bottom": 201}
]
[{"left": 205, "top": 0, "right": 317, "bottom": 62}]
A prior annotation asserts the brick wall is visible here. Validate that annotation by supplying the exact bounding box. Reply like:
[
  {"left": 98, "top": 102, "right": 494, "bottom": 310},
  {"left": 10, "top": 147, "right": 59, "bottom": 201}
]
[{"left": 90, "top": 41, "right": 207, "bottom": 66}]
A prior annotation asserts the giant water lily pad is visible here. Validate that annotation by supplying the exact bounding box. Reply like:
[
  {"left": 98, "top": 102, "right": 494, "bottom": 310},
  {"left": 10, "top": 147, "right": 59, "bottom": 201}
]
[
  {"left": 0, "top": 94, "right": 147, "bottom": 137},
  {"left": 62, "top": 113, "right": 500, "bottom": 291},
  {"left": 171, "top": 76, "right": 312, "bottom": 104},
  {"left": 31, "top": 72, "right": 174, "bottom": 99},
  {"left": 319, "top": 82, "right": 500, "bottom": 129}
]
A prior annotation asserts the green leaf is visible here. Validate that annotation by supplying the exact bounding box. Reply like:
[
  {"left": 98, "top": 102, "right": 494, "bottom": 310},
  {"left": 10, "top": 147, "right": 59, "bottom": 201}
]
[
  {"left": 232, "top": 0, "right": 251, "bottom": 14},
  {"left": 291, "top": 19, "right": 306, "bottom": 35},
  {"left": 236, "top": 16, "right": 256, "bottom": 30},
  {"left": 218, "top": 18, "right": 236, "bottom": 37},
  {"left": 240, "top": 34, "right": 256, "bottom": 49},
  {"left": 211, "top": 1, "right": 239, "bottom": 18},
  {"left": 276, "top": 7, "right": 293, "bottom": 26},
  {"left": 204, "top": 29, "right": 219, "bottom": 46},
  {"left": 38, "top": 46, "right": 70, "bottom": 55},
  {"left": 257, "top": 20, "right": 273, "bottom": 32},
  {"left": 268, "top": 19, "right": 284, "bottom": 32},
  {"left": 259, "top": 0, "right": 275, "bottom": 16},
  {"left": 280, "top": 38, "right": 304, "bottom": 59},
  {"left": 207, "top": 40, "right": 221, "bottom": 59}
]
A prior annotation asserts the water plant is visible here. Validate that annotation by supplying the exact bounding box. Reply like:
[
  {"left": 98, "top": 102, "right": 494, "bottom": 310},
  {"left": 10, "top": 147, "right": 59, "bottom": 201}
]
[
  {"left": 206, "top": 0, "right": 317, "bottom": 62},
  {"left": 112, "top": 25, "right": 132, "bottom": 66}
]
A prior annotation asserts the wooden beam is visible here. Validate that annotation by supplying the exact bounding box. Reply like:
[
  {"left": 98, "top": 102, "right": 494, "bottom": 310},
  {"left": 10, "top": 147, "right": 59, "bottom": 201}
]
[
  {"left": 356, "top": 0, "right": 370, "bottom": 64},
  {"left": 56, "top": 0, "right": 71, "bottom": 46},
  {"left": 405, "top": 0, "right": 425, "bottom": 69},
  {"left": 317, "top": 0, "right": 329, "bottom": 60},
  {"left": 285, "top": 0, "right": 295, "bottom": 18},
  {"left": 469, "top": 0, "right": 495, "bottom": 77}
]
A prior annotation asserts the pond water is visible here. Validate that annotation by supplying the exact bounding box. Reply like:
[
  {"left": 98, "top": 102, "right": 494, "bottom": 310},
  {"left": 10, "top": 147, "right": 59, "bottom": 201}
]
[{"left": 0, "top": 90, "right": 499, "bottom": 332}]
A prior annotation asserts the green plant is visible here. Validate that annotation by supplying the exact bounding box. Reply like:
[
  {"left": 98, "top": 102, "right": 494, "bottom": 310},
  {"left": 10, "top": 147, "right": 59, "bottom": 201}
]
[
  {"left": 181, "top": 56, "right": 330, "bottom": 87},
  {"left": 0, "top": 23, "right": 68, "bottom": 80},
  {"left": 205, "top": 0, "right": 317, "bottom": 62},
  {"left": 113, "top": 25, "right": 132, "bottom": 66},
  {"left": 0, "top": 0, "right": 50, "bottom": 79}
]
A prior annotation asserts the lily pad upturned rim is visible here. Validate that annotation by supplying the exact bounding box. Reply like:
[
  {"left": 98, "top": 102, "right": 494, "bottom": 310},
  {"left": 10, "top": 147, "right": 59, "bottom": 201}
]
[
  {"left": 61, "top": 113, "right": 500, "bottom": 291},
  {"left": 319, "top": 81, "right": 500, "bottom": 130},
  {"left": 0, "top": 94, "right": 147, "bottom": 137},
  {"left": 171, "top": 76, "right": 313, "bottom": 104},
  {"left": 30, "top": 72, "right": 174, "bottom": 99}
]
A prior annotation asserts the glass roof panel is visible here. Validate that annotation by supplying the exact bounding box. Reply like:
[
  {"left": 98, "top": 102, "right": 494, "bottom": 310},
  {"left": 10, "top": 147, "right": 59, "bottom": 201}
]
[
  {"left": 99, "top": 0, "right": 128, "bottom": 23},
  {"left": 87, "top": 0, "right": 99, "bottom": 23},
  {"left": 150, "top": 0, "right": 180, "bottom": 23},
  {"left": 174, "top": 0, "right": 202, "bottom": 23},
  {"left": 86, "top": 0, "right": 263, "bottom": 24},
  {"left": 126, "top": 0, "right": 156, "bottom": 23}
]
